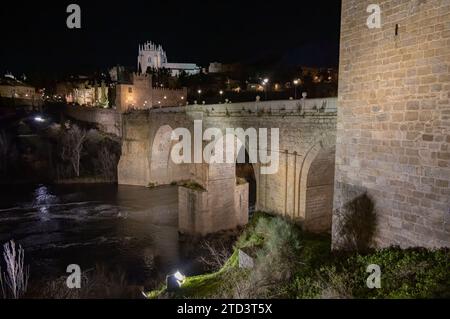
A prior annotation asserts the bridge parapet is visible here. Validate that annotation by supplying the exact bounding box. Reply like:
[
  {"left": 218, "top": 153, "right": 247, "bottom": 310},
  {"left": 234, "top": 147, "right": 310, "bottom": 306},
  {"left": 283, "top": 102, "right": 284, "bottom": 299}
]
[{"left": 148, "top": 97, "right": 337, "bottom": 115}]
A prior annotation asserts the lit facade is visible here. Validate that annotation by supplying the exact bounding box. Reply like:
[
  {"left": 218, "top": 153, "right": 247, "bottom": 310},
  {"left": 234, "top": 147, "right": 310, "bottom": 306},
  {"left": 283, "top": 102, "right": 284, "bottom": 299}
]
[{"left": 137, "top": 41, "right": 200, "bottom": 77}]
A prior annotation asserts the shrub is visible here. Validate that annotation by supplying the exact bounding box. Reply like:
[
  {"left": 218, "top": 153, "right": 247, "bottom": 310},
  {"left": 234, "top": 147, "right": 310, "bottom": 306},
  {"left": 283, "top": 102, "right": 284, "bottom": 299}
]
[
  {"left": 35, "top": 265, "right": 142, "bottom": 299},
  {"left": 226, "top": 214, "right": 302, "bottom": 298},
  {"left": 147, "top": 213, "right": 450, "bottom": 300},
  {"left": 291, "top": 247, "right": 450, "bottom": 299}
]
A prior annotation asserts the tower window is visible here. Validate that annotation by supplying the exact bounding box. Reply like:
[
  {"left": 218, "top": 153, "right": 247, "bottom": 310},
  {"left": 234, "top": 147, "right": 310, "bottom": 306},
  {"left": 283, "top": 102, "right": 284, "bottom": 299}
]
[{"left": 128, "top": 87, "right": 132, "bottom": 93}]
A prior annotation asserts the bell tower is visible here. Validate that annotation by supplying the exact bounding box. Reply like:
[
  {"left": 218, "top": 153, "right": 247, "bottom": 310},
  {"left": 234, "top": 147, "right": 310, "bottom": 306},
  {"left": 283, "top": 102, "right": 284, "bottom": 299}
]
[{"left": 137, "top": 41, "right": 168, "bottom": 74}]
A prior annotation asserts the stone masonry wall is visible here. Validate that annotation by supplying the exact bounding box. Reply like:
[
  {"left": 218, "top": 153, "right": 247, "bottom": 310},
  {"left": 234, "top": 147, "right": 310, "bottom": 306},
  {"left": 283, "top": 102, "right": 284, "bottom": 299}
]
[
  {"left": 64, "top": 105, "right": 122, "bottom": 137},
  {"left": 334, "top": 0, "right": 450, "bottom": 248},
  {"left": 152, "top": 87, "right": 187, "bottom": 108}
]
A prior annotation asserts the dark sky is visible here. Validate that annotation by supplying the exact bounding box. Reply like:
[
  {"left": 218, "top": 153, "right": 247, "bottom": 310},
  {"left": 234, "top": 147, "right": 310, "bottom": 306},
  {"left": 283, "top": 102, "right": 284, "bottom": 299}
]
[{"left": 0, "top": 1, "right": 341, "bottom": 76}]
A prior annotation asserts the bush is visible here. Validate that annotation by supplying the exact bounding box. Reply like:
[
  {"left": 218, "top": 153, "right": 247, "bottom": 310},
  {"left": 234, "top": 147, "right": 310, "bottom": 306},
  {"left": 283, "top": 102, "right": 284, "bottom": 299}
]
[
  {"left": 146, "top": 212, "right": 450, "bottom": 299},
  {"left": 290, "top": 247, "right": 450, "bottom": 299},
  {"left": 344, "top": 248, "right": 450, "bottom": 298},
  {"left": 213, "top": 214, "right": 303, "bottom": 298},
  {"left": 32, "top": 265, "right": 142, "bottom": 299}
]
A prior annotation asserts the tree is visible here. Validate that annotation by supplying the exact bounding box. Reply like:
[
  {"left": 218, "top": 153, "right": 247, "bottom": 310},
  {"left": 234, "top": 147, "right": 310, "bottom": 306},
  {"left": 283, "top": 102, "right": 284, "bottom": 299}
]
[
  {"left": 0, "top": 131, "right": 12, "bottom": 174},
  {"left": 99, "top": 80, "right": 108, "bottom": 108},
  {"left": 60, "top": 124, "right": 87, "bottom": 177},
  {"left": 0, "top": 131, "right": 17, "bottom": 176},
  {"left": 96, "top": 145, "right": 117, "bottom": 181}
]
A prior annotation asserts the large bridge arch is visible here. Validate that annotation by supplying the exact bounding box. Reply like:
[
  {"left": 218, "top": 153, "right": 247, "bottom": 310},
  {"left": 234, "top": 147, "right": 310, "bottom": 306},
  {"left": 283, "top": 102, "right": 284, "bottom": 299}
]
[
  {"left": 147, "top": 112, "right": 199, "bottom": 186},
  {"left": 297, "top": 133, "right": 336, "bottom": 233},
  {"left": 178, "top": 132, "right": 253, "bottom": 234},
  {"left": 149, "top": 124, "right": 176, "bottom": 185}
]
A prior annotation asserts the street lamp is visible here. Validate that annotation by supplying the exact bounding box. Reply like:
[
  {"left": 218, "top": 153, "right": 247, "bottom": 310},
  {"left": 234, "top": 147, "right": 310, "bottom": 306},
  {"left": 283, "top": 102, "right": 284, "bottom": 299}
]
[
  {"left": 262, "top": 78, "right": 269, "bottom": 100},
  {"left": 219, "top": 90, "right": 224, "bottom": 103},
  {"left": 293, "top": 79, "right": 299, "bottom": 99}
]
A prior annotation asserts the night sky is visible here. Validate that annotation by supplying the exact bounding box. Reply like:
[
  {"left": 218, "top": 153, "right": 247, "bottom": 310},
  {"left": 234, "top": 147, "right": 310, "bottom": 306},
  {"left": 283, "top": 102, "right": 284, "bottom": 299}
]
[{"left": 0, "top": 0, "right": 342, "bottom": 77}]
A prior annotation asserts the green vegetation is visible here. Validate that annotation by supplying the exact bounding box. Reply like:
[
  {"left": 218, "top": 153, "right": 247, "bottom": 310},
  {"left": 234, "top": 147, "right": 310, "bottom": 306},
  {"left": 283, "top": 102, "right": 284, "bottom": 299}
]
[
  {"left": 146, "top": 212, "right": 450, "bottom": 299},
  {"left": 178, "top": 180, "right": 205, "bottom": 191},
  {"left": 148, "top": 180, "right": 205, "bottom": 191}
]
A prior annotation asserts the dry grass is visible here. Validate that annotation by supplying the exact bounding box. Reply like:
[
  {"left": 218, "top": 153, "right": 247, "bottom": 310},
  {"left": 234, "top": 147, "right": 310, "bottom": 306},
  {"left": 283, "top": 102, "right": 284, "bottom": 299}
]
[{"left": 0, "top": 240, "right": 30, "bottom": 299}]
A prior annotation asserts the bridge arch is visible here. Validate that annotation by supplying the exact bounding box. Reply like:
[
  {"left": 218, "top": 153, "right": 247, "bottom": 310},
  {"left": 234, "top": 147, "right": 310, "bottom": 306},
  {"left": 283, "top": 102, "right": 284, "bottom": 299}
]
[
  {"left": 204, "top": 132, "right": 257, "bottom": 227},
  {"left": 297, "top": 133, "right": 336, "bottom": 233},
  {"left": 148, "top": 123, "right": 192, "bottom": 185},
  {"left": 205, "top": 132, "right": 258, "bottom": 182},
  {"left": 149, "top": 124, "right": 175, "bottom": 185},
  {"left": 236, "top": 146, "right": 257, "bottom": 212}
]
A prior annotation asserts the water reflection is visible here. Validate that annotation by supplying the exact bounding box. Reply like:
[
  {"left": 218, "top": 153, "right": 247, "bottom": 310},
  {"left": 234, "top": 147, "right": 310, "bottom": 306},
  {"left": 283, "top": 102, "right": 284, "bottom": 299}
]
[
  {"left": 0, "top": 184, "right": 192, "bottom": 285},
  {"left": 33, "top": 185, "right": 58, "bottom": 221}
]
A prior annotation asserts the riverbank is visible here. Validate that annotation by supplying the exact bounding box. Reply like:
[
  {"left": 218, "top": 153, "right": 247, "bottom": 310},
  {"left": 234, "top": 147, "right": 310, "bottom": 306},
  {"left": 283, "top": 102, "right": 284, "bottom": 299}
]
[
  {"left": 0, "top": 114, "right": 120, "bottom": 185},
  {"left": 146, "top": 212, "right": 450, "bottom": 299},
  {"left": 55, "top": 176, "right": 115, "bottom": 184}
]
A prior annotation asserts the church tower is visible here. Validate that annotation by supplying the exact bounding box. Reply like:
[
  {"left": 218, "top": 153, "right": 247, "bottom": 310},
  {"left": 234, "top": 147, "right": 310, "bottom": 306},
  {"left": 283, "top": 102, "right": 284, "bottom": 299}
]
[{"left": 137, "top": 41, "right": 168, "bottom": 74}]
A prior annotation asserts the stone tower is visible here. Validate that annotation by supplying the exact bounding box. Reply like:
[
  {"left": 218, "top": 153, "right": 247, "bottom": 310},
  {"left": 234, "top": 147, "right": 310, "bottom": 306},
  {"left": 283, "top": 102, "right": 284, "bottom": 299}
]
[
  {"left": 137, "top": 41, "right": 168, "bottom": 74},
  {"left": 334, "top": 0, "right": 450, "bottom": 248}
]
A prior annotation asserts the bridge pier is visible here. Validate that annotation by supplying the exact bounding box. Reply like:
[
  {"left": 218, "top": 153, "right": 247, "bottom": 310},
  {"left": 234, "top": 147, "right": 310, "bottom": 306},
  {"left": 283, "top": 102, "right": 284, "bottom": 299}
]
[{"left": 178, "top": 181, "right": 248, "bottom": 236}]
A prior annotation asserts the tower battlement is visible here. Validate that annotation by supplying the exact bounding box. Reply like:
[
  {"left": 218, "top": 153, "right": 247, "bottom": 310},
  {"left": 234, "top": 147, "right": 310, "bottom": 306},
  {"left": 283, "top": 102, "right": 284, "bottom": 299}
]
[{"left": 139, "top": 41, "right": 165, "bottom": 54}]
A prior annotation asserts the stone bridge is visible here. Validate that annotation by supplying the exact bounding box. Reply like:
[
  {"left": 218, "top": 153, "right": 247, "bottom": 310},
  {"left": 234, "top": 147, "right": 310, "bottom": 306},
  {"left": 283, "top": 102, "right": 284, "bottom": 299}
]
[{"left": 118, "top": 98, "right": 337, "bottom": 235}]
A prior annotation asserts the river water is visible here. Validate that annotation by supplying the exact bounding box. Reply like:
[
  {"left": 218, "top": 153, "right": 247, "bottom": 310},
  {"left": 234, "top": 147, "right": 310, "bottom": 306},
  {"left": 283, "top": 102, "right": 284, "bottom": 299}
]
[{"left": 0, "top": 184, "right": 199, "bottom": 286}]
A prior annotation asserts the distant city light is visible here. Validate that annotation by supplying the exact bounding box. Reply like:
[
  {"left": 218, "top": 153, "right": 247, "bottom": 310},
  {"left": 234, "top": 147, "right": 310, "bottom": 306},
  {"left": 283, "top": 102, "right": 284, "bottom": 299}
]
[{"left": 34, "top": 116, "right": 45, "bottom": 123}]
